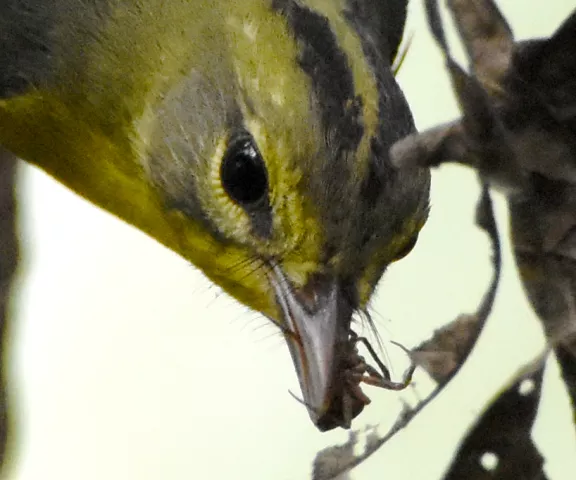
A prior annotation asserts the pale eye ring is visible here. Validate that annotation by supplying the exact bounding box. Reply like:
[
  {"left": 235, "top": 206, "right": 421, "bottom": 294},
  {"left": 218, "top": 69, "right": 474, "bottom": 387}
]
[{"left": 220, "top": 137, "right": 268, "bottom": 207}]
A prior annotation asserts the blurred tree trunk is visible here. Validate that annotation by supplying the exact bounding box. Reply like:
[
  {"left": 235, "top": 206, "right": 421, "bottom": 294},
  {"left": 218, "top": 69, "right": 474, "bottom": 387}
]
[{"left": 0, "top": 147, "right": 18, "bottom": 469}]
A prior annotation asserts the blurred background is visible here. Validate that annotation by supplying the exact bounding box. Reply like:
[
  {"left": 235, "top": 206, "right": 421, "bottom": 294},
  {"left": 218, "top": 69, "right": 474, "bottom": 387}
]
[{"left": 5, "top": 1, "right": 576, "bottom": 479}]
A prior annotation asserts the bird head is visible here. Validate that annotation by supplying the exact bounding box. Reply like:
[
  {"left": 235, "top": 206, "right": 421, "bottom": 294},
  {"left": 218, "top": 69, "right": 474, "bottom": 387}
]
[
  {"left": 0, "top": 0, "right": 430, "bottom": 430},
  {"left": 142, "top": 2, "right": 430, "bottom": 430}
]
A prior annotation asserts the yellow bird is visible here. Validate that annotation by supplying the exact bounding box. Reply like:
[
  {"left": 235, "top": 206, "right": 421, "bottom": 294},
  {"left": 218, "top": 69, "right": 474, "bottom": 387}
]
[{"left": 0, "top": 0, "right": 430, "bottom": 431}]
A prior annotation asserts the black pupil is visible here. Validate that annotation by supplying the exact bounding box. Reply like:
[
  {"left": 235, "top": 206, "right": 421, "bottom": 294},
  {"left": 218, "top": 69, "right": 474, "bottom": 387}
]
[{"left": 221, "top": 140, "right": 268, "bottom": 206}]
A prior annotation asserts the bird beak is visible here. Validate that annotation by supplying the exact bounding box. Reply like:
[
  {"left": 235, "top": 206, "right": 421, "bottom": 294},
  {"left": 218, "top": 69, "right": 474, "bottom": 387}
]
[{"left": 269, "top": 264, "right": 366, "bottom": 431}]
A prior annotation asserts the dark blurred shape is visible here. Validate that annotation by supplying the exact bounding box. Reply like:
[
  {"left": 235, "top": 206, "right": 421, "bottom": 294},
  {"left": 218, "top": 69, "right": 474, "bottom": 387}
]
[
  {"left": 0, "top": 147, "right": 18, "bottom": 470},
  {"left": 392, "top": 1, "right": 576, "bottom": 478},
  {"left": 444, "top": 361, "right": 547, "bottom": 480}
]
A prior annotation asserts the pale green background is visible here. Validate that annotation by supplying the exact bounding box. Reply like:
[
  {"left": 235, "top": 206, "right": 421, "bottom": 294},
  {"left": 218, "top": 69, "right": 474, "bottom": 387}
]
[{"left": 7, "top": 1, "right": 576, "bottom": 479}]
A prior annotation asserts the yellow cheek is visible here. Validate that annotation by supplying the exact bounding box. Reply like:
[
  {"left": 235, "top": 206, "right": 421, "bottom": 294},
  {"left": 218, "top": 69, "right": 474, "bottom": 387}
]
[{"left": 357, "top": 267, "right": 382, "bottom": 308}]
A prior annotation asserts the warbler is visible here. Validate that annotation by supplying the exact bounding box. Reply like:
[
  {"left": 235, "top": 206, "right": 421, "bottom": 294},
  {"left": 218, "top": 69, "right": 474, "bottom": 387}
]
[{"left": 0, "top": 0, "right": 430, "bottom": 431}]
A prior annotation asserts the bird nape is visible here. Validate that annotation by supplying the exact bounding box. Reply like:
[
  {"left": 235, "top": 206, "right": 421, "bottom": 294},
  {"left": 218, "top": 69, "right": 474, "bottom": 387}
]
[{"left": 0, "top": 0, "right": 430, "bottom": 431}]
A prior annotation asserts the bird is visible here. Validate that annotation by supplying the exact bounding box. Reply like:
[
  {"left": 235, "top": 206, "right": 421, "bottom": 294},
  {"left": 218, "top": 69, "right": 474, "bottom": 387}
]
[{"left": 0, "top": 0, "right": 430, "bottom": 431}]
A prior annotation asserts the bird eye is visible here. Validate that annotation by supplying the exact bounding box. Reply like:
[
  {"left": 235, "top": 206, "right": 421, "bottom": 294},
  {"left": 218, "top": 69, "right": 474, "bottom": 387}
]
[
  {"left": 392, "top": 234, "right": 418, "bottom": 262},
  {"left": 220, "top": 137, "right": 268, "bottom": 207}
]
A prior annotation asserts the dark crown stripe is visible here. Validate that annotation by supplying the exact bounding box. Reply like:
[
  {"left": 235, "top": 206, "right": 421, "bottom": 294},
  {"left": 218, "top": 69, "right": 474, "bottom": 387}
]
[{"left": 272, "top": 0, "right": 364, "bottom": 154}]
